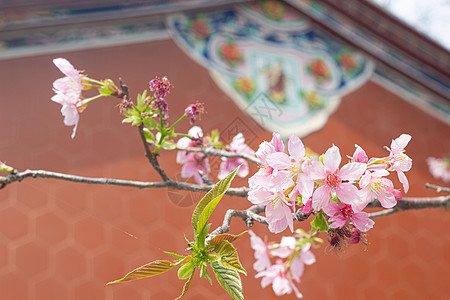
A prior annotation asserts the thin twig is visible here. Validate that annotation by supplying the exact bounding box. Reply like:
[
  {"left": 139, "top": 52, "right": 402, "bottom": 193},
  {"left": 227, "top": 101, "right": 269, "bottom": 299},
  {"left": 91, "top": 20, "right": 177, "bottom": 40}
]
[
  {"left": 137, "top": 125, "right": 170, "bottom": 182},
  {"left": 425, "top": 183, "right": 450, "bottom": 193},
  {"left": 176, "top": 146, "right": 261, "bottom": 165},
  {"left": 207, "top": 204, "right": 266, "bottom": 242}
]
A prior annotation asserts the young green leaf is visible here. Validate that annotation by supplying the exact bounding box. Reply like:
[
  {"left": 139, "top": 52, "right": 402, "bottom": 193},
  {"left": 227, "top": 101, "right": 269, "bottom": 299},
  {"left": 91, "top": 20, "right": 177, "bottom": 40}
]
[
  {"left": 143, "top": 118, "right": 157, "bottom": 130},
  {"left": 107, "top": 260, "right": 176, "bottom": 284},
  {"left": 213, "top": 240, "right": 246, "bottom": 275},
  {"left": 311, "top": 211, "right": 329, "bottom": 232},
  {"left": 178, "top": 260, "right": 196, "bottom": 280},
  {"left": 164, "top": 251, "right": 185, "bottom": 260},
  {"left": 211, "top": 261, "right": 245, "bottom": 300},
  {"left": 196, "top": 223, "right": 211, "bottom": 249},
  {"left": 192, "top": 166, "right": 240, "bottom": 233},
  {"left": 209, "top": 231, "right": 246, "bottom": 246},
  {"left": 175, "top": 267, "right": 195, "bottom": 300}
]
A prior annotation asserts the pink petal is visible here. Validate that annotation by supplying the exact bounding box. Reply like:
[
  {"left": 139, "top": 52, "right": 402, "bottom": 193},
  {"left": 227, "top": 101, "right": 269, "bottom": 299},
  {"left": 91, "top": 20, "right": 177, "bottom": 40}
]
[
  {"left": 267, "top": 152, "right": 291, "bottom": 170},
  {"left": 323, "top": 200, "right": 340, "bottom": 217},
  {"left": 288, "top": 134, "right": 305, "bottom": 162},
  {"left": 328, "top": 215, "right": 347, "bottom": 229},
  {"left": 391, "top": 134, "right": 411, "bottom": 154},
  {"left": 397, "top": 170, "right": 409, "bottom": 193},
  {"left": 187, "top": 126, "right": 203, "bottom": 138},
  {"left": 312, "top": 185, "right": 331, "bottom": 210},
  {"left": 289, "top": 256, "right": 305, "bottom": 282},
  {"left": 323, "top": 145, "right": 341, "bottom": 173},
  {"left": 297, "top": 173, "right": 314, "bottom": 200},
  {"left": 307, "top": 161, "right": 326, "bottom": 180},
  {"left": 335, "top": 183, "right": 361, "bottom": 208},
  {"left": 273, "top": 276, "right": 291, "bottom": 296},
  {"left": 351, "top": 211, "right": 375, "bottom": 232},
  {"left": 378, "top": 190, "right": 397, "bottom": 208},
  {"left": 339, "top": 162, "right": 366, "bottom": 181},
  {"left": 271, "top": 132, "right": 284, "bottom": 152},
  {"left": 248, "top": 189, "right": 273, "bottom": 205},
  {"left": 53, "top": 58, "right": 79, "bottom": 80}
]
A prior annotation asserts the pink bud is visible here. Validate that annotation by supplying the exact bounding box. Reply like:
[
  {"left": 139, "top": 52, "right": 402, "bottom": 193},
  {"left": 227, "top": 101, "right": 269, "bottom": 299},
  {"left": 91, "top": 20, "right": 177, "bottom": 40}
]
[
  {"left": 393, "top": 189, "right": 402, "bottom": 200},
  {"left": 352, "top": 144, "right": 368, "bottom": 163}
]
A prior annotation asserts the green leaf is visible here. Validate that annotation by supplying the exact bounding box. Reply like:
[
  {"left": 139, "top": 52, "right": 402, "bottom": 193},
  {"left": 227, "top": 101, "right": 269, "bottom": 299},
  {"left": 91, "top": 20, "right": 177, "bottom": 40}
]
[
  {"left": 144, "top": 129, "right": 155, "bottom": 142},
  {"left": 164, "top": 251, "right": 185, "bottom": 260},
  {"left": 201, "top": 264, "right": 212, "bottom": 285},
  {"left": 137, "top": 90, "right": 148, "bottom": 109},
  {"left": 213, "top": 240, "right": 246, "bottom": 275},
  {"left": 196, "top": 223, "right": 211, "bottom": 249},
  {"left": 178, "top": 260, "right": 196, "bottom": 280},
  {"left": 211, "top": 261, "right": 244, "bottom": 300},
  {"left": 175, "top": 267, "right": 195, "bottom": 300},
  {"left": 107, "top": 260, "right": 176, "bottom": 284},
  {"left": 209, "top": 232, "right": 246, "bottom": 246},
  {"left": 311, "top": 211, "right": 329, "bottom": 232},
  {"left": 192, "top": 166, "right": 240, "bottom": 233},
  {"left": 143, "top": 118, "right": 157, "bottom": 130},
  {"left": 161, "top": 140, "right": 177, "bottom": 150}
]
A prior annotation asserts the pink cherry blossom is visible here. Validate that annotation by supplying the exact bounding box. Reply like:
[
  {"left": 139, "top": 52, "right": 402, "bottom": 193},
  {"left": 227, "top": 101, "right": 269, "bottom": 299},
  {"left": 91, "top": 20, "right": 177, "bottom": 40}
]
[
  {"left": 51, "top": 58, "right": 85, "bottom": 139},
  {"left": 309, "top": 145, "right": 366, "bottom": 211},
  {"left": 255, "top": 260, "right": 303, "bottom": 298},
  {"left": 176, "top": 127, "right": 210, "bottom": 184},
  {"left": 248, "top": 188, "right": 294, "bottom": 233},
  {"left": 359, "top": 169, "right": 396, "bottom": 209},
  {"left": 218, "top": 133, "right": 254, "bottom": 179},
  {"left": 385, "top": 134, "right": 412, "bottom": 192},
  {"left": 426, "top": 156, "right": 450, "bottom": 183},
  {"left": 149, "top": 76, "right": 171, "bottom": 99},
  {"left": 248, "top": 230, "right": 271, "bottom": 272},
  {"left": 249, "top": 133, "right": 287, "bottom": 189},
  {"left": 324, "top": 201, "right": 374, "bottom": 232}
]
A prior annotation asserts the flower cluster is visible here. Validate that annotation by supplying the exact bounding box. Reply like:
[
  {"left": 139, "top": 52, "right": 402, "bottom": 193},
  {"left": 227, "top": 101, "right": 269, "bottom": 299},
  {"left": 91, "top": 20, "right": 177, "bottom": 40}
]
[
  {"left": 176, "top": 127, "right": 254, "bottom": 184},
  {"left": 248, "top": 133, "right": 412, "bottom": 248},
  {"left": 250, "top": 230, "right": 316, "bottom": 298},
  {"left": 51, "top": 58, "right": 87, "bottom": 139},
  {"left": 148, "top": 76, "right": 172, "bottom": 120},
  {"left": 426, "top": 156, "right": 450, "bottom": 183}
]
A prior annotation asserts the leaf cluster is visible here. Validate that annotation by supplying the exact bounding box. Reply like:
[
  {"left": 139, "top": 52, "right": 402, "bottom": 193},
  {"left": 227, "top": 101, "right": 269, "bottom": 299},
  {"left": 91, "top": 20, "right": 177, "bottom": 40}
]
[{"left": 107, "top": 166, "right": 247, "bottom": 299}]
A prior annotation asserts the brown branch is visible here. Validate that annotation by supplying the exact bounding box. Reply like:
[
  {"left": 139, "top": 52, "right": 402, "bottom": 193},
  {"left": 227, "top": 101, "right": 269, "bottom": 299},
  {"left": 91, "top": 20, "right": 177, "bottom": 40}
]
[
  {"left": 425, "top": 183, "right": 450, "bottom": 193},
  {"left": 207, "top": 204, "right": 266, "bottom": 241},
  {"left": 0, "top": 169, "right": 250, "bottom": 197},
  {"left": 175, "top": 146, "right": 261, "bottom": 165},
  {"left": 137, "top": 125, "right": 170, "bottom": 182}
]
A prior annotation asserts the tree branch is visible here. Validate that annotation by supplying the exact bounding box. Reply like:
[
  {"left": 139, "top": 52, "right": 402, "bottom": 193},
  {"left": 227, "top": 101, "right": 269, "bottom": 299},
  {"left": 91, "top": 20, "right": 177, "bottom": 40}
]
[
  {"left": 137, "top": 125, "right": 170, "bottom": 182},
  {"left": 0, "top": 169, "right": 249, "bottom": 197},
  {"left": 176, "top": 146, "right": 261, "bottom": 165}
]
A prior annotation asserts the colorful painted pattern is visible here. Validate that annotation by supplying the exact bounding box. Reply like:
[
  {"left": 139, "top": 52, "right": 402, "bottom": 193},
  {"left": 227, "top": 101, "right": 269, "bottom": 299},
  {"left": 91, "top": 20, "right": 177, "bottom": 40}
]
[{"left": 168, "top": 1, "right": 374, "bottom": 136}]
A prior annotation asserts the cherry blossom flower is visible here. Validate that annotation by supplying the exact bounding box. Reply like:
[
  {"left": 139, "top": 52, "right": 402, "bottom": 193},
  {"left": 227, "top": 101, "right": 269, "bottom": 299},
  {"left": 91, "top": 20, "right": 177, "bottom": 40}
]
[
  {"left": 426, "top": 156, "right": 450, "bottom": 183},
  {"left": 359, "top": 169, "right": 396, "bottom": 209},
  {"left": 255, "top": 260, "right": 303, "bottom": 298},
  {"left": 308, "top": 145, "right": 366, "bottom": 211},
  {"left": 248, "top": 230, "right": 271, "bottom": 272},
  {"left": 176, "top": 126, "right": 210, "bottom": 184},
  {"left": 149, "top": 76, "right": 171, "bottom": 99},
  {"left": 218, "top": 133, "right": 254, "bottom": 179},
  {"left": 51, "top": 58, "right": 86, "bottom": 139},
  {"left": 248, "top": 187, "right": 294, "bottom": 233},
  {"left": 323, "top": 201, "right": 374, "bottom": 232},
  {"left": 184, "top": 102, "right": 205, "bottom": 124},
  {"left": 385, "top": 134, "right": 412, "bottom": 192}
]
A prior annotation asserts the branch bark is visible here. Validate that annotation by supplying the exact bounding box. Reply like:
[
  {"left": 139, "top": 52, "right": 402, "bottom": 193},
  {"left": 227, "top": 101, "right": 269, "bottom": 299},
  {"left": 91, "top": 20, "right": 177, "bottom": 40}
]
[{"left": 176, "top": 146, "right": 261, "bottom": 165}]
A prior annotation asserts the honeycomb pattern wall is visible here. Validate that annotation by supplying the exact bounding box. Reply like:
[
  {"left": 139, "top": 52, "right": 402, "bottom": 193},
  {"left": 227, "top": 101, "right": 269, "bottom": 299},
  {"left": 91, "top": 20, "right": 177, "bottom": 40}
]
[{"left": 0, "top": 39, "right": 449, "bottom": 299}]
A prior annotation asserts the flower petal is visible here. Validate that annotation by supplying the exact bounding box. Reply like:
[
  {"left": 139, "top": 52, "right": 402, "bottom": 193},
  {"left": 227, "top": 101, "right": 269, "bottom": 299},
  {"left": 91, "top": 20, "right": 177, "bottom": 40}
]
[
  {"left": 288, "top": 134, "right": 305, "bottom": 162},
  {"left": 323, "top": 145, "right": 341, "bottom": 173},
  {"left": 391, "top": 134, "right": 411, "bottom": 154},
  {"left": 339, "top": 162, "right": 366, "bottom": 181}
]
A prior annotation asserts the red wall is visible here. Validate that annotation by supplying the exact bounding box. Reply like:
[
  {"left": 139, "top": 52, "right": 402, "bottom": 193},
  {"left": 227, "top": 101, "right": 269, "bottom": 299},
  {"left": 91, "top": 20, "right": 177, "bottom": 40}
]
[{"left": 0, "top": 39, "right": 449, "bottom": 299}]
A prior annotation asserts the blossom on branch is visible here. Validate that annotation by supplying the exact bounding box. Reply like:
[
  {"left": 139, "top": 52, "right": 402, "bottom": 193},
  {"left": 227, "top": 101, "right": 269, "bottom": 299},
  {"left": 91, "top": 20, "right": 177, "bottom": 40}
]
[
  {"left": 249, "top": 230, "right": 271, "bottom": 272},
  {"left": 385, "top": 134, "right": 412, "bottom": 192},
  {"left": 51, "top": 58, "right": 86, "bottom": 139},
  {"left": 184, "top": 102, "right": 205, "bottom": 124},
  {"left": 426, "top": 156, "right": 450, "bottom": 183},
  {"left": 218, "top": 133, "right": 254, "bottom": 179},
  {"left": 176, "top": 126, "right": 210, "bottom": 184}
]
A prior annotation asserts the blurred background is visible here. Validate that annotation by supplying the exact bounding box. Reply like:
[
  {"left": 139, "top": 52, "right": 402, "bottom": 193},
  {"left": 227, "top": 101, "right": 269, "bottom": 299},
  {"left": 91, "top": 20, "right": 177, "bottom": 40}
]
[{"left": 0, "top": 0, "right": 449, "bottom": 299}]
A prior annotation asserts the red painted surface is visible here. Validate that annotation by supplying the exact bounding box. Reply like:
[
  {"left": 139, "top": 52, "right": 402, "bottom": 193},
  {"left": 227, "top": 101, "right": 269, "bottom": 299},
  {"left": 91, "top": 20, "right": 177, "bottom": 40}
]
[{"left": 0, "top": 39, "right": 449, "bottom": 299}]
